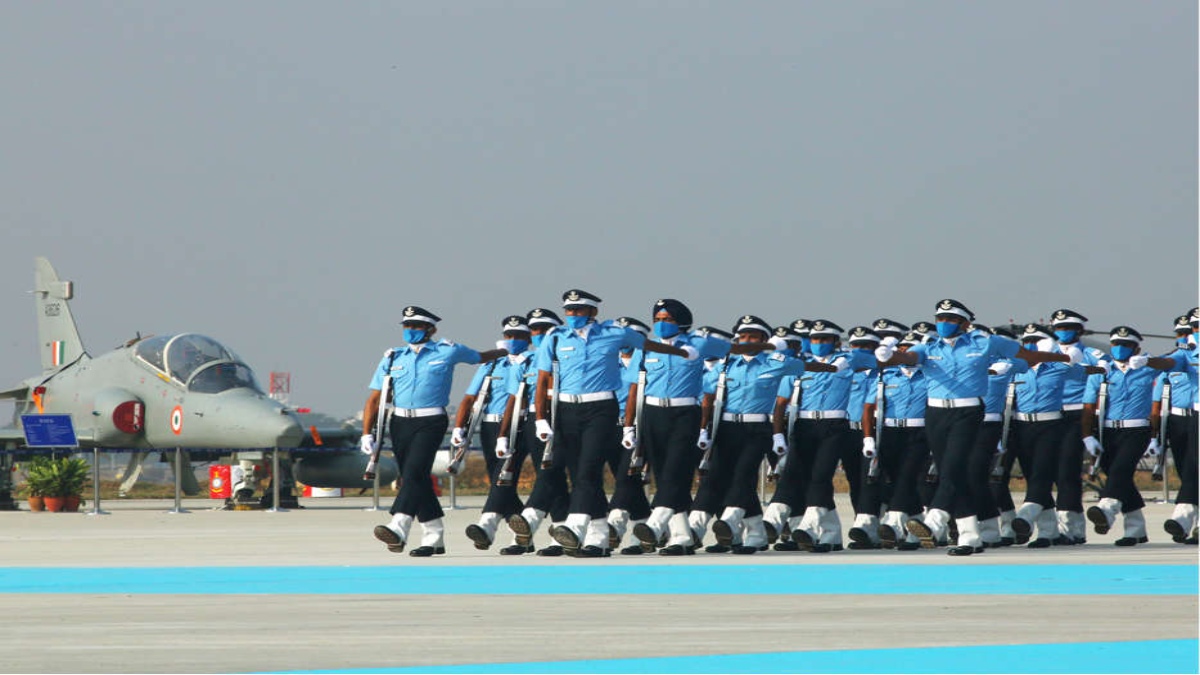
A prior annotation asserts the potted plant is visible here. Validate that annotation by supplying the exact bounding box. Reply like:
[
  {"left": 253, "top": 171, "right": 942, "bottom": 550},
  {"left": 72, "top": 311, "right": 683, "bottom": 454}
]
[
  {"left": 23, "top": 456, "right": 56, "bottom": 512},
  {"left": 34, "top": 455, "right": 90, "bottom": 512}
]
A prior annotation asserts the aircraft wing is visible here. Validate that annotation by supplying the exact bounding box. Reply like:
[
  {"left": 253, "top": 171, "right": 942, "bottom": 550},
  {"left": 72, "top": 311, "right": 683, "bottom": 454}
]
[{"left": 0, "top": 384, "right": 28, "bottom": 400}]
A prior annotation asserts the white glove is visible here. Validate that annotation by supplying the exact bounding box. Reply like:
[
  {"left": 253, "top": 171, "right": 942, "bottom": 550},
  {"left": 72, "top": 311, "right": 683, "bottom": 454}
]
[
  {"left": 771, "top": 433, "right": 788, "bottom": 457},
  {"left": 767, "top": 336, "right": 790, "bottom": 351},
  {"left": 697, "top": 428, "right": 711, "bottom": 450},
  {"left": 861, "top": 436, "right": 877, "bottom": 459},
  {"left": 1082, "top": 435, "right": 1102, "bottom": 457},
  {"left": 621, "top": 426, "right": 637, "bottom": 450},
  {"left": 495, "top": 340, "right": 507, "bottom": 350},
  {"left": 1062, "top": 344, "right": 1084, "bottom": 365},
  {"left": 450, "top": 427, "right": 466, "bottom": 448},
  {"left": 1128, "top": 353, "right": 1149, "bottom": 369},
  {"left": 1037, "top": 338, "right": 1057, "bottom": 354},
  {"left": 989, "top": 361, "right": 1012, "bottom": 376},
  {"left": 874, "top": 344, "right": 895, "bottom": 362},
  {"left": 681, "top": 345, "right": 700, "bottom": 361},
  {"left": 832, "top": 357, "right": 851, "bottom": 373},
  {"left": 881, "top": 336, "right": 899, "bottom": 348},
  {"left": 535, "top": 418, "right": 553, "bottom": 442},
  {"left": 495, "top": 437, "right": 510, "bottom": 458},
  {"left": 359, "top": 434, "right": 376, "bottom": 456},
  {"left": 1144, "top": 438, "right": 1161, "bottom": 458}
]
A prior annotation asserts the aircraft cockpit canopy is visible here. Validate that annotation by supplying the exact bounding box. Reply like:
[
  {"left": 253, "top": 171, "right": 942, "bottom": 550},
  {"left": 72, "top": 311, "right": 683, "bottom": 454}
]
[{"left": 135, "top": 333, "right": 262, "bottom": 393}]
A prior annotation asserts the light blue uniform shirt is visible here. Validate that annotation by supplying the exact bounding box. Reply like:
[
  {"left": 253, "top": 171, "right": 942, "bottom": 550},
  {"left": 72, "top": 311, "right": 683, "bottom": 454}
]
[
  {"left": 369, "top": 341, "right": 481, "bottom": 409},
  {"left": 866, "top": 366, "right": 929, "bottom": 420},
  {"left": 781, "top": 350, "right": 875, "bottom": 413},
  {"left": 1153, "top": 346, "right": 1198, "bottom": 410},
  {"left": 503, "top": 349, "right": 540, "bottom": 402},
  {"left": 1061, "top": 344, "right": 1110, "bottom": 405},
  {"left": 464, "top": 355, "right": 520, "bottom": 416},
  {"left": 983, "top": 358, "right": 1021, "bottom": 415},
  {"left": 616, "top": 354, "right": 641, "bottom": 418},
  {"left": 635, "top": 332, "right": 732, "bottom": 399},
  {"left": 706, "top": 352, "right": 805, "bottom": 415},
  {"left": 1012, "top": 358, "right": 1086, "bottom": 413},
  {"left": 1084, "top": 354, "right": 1189, "bottom": 421},
  {"left": 535, "top": 321, "right": 647, "bottom": 396},
  {"left": 909, "top": 331, "right": 1021, "bottom": 400},
  {"left": 848, "top": 363, "right": 878, "bottom": 423}
]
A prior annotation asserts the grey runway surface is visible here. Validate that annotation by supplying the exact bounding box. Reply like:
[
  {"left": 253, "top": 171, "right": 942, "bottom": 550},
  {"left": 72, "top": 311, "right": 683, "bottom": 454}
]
[{"left": 0, "top": 493, "right": 1196, "bottom": 674}]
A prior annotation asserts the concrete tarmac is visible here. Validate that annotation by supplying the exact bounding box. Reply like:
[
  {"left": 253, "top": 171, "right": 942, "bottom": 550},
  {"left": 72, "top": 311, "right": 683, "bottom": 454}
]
[{"left": 0, "top": 492, "right": 1196, "bottom": 673}]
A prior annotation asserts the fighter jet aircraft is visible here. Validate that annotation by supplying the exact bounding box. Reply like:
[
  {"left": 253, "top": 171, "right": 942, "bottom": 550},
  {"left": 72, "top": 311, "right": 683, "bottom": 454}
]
[{"left": 0, "top": 257, "right": 397, "bottom": 507}]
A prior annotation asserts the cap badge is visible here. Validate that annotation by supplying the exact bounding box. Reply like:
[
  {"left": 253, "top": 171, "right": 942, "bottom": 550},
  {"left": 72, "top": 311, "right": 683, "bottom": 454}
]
[
  {"left": 742, "top": 315, "right": 753, "bottom": 324},
  {"left": 1054, "top": 310, "right": 1067, "bottom": 320},
  {"left": 567, "top": 290, "right": 580, "bottom": 301},
  {"left": 403, "top": 307, "right": 416, "bottom": 317},
  {"left": 1117, "top": 327, "right": 1130, "bottom": 337},
  {"left": 939, "top": 300, "right": 954, "bottom": 311}
]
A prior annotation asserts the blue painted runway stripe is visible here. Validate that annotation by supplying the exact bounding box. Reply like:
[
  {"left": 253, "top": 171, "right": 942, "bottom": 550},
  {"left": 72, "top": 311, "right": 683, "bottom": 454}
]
[
  {"left": 0, "top": 564, "right": 1193, "bottom": 595},
  {"left": 278, "top": 639, "right": 1200, "bottom": 674}
]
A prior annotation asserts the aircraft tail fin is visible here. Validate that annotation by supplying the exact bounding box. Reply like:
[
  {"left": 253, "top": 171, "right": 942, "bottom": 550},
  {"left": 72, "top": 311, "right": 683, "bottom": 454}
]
[{"left": 34, "top": 257, "right": 87, "bottom": 372}]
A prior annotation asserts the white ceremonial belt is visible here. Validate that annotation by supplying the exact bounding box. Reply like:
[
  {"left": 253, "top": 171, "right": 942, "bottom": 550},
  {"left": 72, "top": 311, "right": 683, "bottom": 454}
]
[
  {"left": 928, "top": 397, "right": 983, "bottom": 409},
  {"left": 1014, "top": 411, "right": 1063, "bottom": 422},
  {"left": 798, "top": 410, "right": 848, "bottom": 420},
  {"left": 884, "top": 418, "right": 925, "bottom": 428},
  {"left": 558, "top": 391, "right": 615, "bottom": 403},
  {"left": 983, "top": 413, "right": 1003, "bottom": 422},
  {"left": 1103, "top": 419, "right": 1150, "bottom": 429},
  {"left": 393, "top": 407, "right": 446, "bottom": 418},
  {"left": 1061, "top": 403, "right": 1085, "bottom": 411},
  {"left": 482, "top": 414, "right": 503, "bottom": 423},
  {"left": 1169, "top": 406, "right": 1195, "bottom": 417},
  {"left": 645, "top": 396, "right": 698, "bottom": 407},
  {"left": 721, "top": 413, "right": 770, "bottom": 423},
  {"left": 849, "top": 421, "right": 863, "bottom": 431}
]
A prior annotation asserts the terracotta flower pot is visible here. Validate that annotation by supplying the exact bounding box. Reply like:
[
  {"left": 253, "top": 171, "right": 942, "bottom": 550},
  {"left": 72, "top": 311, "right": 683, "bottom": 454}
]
[
  {"left": 43, "top": 496, "right": 65, "bottom": 513},
  {"left": 27, "top": 496, "right": 45, "bottom": 512},
  {"left": 64, "top": 495, "right": 81, "bottom": 512}
]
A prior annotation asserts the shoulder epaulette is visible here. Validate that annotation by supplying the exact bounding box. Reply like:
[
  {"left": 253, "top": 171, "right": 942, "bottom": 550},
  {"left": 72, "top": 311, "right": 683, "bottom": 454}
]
[{"left": 770, "top": 352, "right": 787, "bottom": 362}]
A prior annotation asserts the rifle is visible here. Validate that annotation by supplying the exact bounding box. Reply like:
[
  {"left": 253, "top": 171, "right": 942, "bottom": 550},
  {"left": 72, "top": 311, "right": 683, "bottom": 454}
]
[
  {"left": 698, "top": 365, "right": 728, "bottom": 476},
  {"left": 867, "top": 373, "right": 884, "bottom": 483},
  {"left": 627, "top": 364, "right": 648, "bottom": 480},
  {"left": 1152, "top": 381, "right": 1171, "bottom": 481},
  {"left": 448, "top": 363, "right": 497, "bottom": 475},
  {"left": 540, "top": 336, "right": 561, "bottom": 470},
  {"left": 363, "top": 372, "right": 393, "bottom": 481},
  {"left": 1087, "top": 379, "right": 1109, "bottom": 481},
  {"left": 496, "top": 379, "right": 526, "bottom": 487},
  {"left": 769, "top": 378, "right": 801, "bottom": 482},
  {"left": 989, "top": 380, "right": 1016, "bottom": 483}
]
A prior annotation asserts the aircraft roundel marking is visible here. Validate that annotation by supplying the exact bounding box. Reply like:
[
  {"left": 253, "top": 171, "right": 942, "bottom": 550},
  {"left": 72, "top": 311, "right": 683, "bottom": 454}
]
[{"left": 170, "top": 405, "right": 184, "bottom": 435}]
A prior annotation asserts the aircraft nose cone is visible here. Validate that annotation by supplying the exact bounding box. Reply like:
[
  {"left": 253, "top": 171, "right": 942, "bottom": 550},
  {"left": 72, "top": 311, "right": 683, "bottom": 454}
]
[{"left": 275, "top": 415, "right": 304, "bottom": 448}]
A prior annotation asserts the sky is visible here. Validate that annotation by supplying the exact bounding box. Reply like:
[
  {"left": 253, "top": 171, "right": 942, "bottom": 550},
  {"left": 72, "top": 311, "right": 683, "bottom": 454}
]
[{"left": 1, "top": 1, "right": 1196, "bottom": 419}]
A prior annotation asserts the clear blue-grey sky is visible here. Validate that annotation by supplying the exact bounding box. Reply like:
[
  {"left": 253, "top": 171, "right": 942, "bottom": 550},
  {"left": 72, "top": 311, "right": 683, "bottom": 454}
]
[{"left": 1, "top": 2, "right": 1196, "bottom": 418}]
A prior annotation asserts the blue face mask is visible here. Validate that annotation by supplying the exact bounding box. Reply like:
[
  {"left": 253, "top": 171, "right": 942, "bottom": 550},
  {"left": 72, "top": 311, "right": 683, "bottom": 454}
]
[
  {"left": 653, "top": 321, "right": 680, "bottom": 339},
  {"left": 1055, "top": 330, "right": 1079, "bottom": 344},
  {"left": 1110, "top": 345, "right": 1134, "bottom": 361},
  {"left": 1177, "top": 337, "right": 1189, "bottom": 348},
  {"left": 1022, "top": 341, "right": 1039, "bottom": 352},
  {"left": 800, "top": 338, "right": 811, "bottom": 354},
  {"left": 531, "top": 334, "right": 545, "bottom": 348},
  {"left": 403, "top": 328, "right": 427, "bottom": 344},
  {"left": 565, "top": 315, "right": 589, "bottom": 330},
  {"left": 935, "top": 321, "right": 961, "bottom": 339},
  {"left": 853, "top": 347, "right": 874, "bottom": 355},
  {"left": 507, "top": 339, "right": 529, "bottom": 354},
  {"left": 811, "top": 342, "right": 835, "bottom": 357}
]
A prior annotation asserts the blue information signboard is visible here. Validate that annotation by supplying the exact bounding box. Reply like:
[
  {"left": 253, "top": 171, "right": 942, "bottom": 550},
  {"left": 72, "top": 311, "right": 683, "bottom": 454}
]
[{"left": 21, "top": 414, "right": 79, "bottom": 448}]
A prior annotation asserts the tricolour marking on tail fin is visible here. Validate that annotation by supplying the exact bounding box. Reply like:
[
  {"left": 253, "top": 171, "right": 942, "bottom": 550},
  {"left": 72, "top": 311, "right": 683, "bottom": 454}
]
[{"left": 34, "top": 257, "right": 87, "bottom": 372}]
